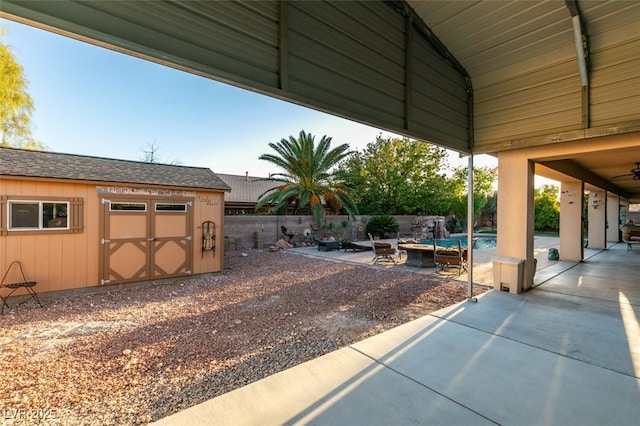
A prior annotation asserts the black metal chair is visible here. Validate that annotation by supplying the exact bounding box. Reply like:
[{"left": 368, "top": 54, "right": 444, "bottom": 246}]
[{"left": 1, "top": 261, "right": 43, "bottom": 314}]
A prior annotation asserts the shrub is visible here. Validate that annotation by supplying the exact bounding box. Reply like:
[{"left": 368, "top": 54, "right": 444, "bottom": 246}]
[
  {"left": 534, "top": 185, "right": 560, "bottom": 232},
  {"left": 366, "top": 215, "right": 399, "bottom": 238},
  {"left": 446, "top": 216, "right": 464, "bottom": 233}
]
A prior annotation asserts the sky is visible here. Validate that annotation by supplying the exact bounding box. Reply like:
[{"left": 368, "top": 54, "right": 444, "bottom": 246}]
[{"left": 1, "top": 18, "right": 497, "bottom": 178}]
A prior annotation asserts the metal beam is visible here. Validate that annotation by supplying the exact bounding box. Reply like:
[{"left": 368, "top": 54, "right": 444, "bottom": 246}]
[
  {"left": 404, "top": 11, "right": 413, "bottom": 131},
  {"left": 467, "top": 155, "right": 476, "bottom": 302},
  {"left": 474, "top": 120, "right": 640, "bottom": 154},
  {"left": 466, "top": 77, "right": 474, "bottom": 152},
  {"left": 278, "top": 0, "right": 288, "bottom": 91}
]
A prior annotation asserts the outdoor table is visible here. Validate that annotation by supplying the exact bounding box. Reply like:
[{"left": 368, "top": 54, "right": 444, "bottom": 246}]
[{"left": 398, "top": 243, "right": 436, "bottom": 267}]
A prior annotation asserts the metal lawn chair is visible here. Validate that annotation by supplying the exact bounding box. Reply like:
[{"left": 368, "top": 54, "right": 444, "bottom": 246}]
[
  {"left": 1, "top": 261, "right": 43, "bottom": 314},
  {"left": 368, "top": 233, "right": 397, "bottom": 264}
]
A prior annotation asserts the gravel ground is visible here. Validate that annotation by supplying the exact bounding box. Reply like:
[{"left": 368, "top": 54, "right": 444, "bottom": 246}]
[{"left": 0, "top": 250, "right": 487, "bottom": 425}]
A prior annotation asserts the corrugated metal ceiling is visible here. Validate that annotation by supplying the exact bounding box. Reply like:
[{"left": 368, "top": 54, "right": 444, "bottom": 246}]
[
  {"left": 408, "top": 0, "right": 640, "bottom": 201},
  {"left": 408, "top": 0, "right": 570, "bottom": 85},
  {"left": 1, "top": 0, "right": 639, "bottom": 200},
  {"left": 408, "top": 0, "right": 640, "bottom": 147}
]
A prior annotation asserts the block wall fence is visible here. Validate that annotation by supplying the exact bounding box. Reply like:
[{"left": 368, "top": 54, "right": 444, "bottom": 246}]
[{"left": 223, "top": 215, "right": 434, "bottom": 251}]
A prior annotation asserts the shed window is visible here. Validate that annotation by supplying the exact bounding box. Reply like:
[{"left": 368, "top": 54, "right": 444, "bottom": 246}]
[
  {"left": 1, "top": 196, "right": 83, "bottom": 235},
  {"left": 155, "top": 203, "right": 187, "bottom": 212},
  {"left": 8, "top": 201, "right": 69, "bottom": 230},
  {"left": 110, "top": 202, "right": 147, "bottom": 211}
]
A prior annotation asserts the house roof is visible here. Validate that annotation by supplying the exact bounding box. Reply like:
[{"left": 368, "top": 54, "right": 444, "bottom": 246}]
[
  {"left": 217, "top": 173, "right": 279, "bottom": 204},
  {"left": 0, "top": 147, "right": 231, "bottom": 191}
]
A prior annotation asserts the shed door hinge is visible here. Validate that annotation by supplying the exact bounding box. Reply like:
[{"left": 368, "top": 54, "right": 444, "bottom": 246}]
[
  {"left": 186, "top": 235, "right": 192, "bottom": 241},
  {"left": 101, "top": 239, "right": 110, "bottom": 244},
  {"left": 101, "top": 279, "right": 111, "bottom": 285},
  {"left": 101, "top": 198, "right": 111, "bottom": 204}
]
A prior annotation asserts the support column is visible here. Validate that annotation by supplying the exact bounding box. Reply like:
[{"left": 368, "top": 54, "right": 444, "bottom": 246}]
[
  {"left": 496, "top": 153, "right": 535, "bottom": 292},
  {"left": 620, "top": 198, "right": 629, "bottom": 225},
  {"left": 559, "top": 181, "right": 584, "bottom": 262},
  {"left": 587, "top": 189, "right": 606, "bottom": 249},
  {"left": 607, "top": 193, "right": 620, "bottom": 243}
]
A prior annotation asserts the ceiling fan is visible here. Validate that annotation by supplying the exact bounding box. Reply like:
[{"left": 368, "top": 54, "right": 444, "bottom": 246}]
[{"left": 611, "top": 162, "right": 640, "bottom": 180}]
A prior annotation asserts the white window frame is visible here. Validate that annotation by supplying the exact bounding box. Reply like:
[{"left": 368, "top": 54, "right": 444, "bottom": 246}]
[{"left": 8, "top": 200, "right": 70, "bottom": 231}]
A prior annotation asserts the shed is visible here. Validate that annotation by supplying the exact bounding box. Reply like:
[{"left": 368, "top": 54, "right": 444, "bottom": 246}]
[{"left": 0, "top": 147, "right": 231, "bottom": 296}]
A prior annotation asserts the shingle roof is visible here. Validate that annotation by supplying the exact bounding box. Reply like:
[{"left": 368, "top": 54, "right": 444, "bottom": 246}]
[
  {"left": 0, "top": 147, "right": 231, "bottom": 191},
  {"left": 217, "top": 173, "right": 280, "bottom": 203}
]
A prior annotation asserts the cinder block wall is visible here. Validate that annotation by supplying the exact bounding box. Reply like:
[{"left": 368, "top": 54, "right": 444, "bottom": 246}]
[
  {"left": 628, "top": 211, "right": 640, "bottom": 225},
  {"left": 223, "top": 215, "right": 420, "bottom": 250}
]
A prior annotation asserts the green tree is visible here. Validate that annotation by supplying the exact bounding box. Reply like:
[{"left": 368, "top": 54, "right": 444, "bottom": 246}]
[
  {"left": 255, "top": 130, "right": 359, "bottom": 227},
  {"left": 341, "top": 135, "right": 451, "bottom": 215},
  {"left": 448, "top": 165, "right": 497, "bottom": 223},
  {"left": 0, "top": 27, "right": 43, "bottom": 149},
  {"left": 534, "top": 184, "right": 560, "bottom": 232},
  {"left": 481, "top": 191, "right": 498, "bottom": 228}
]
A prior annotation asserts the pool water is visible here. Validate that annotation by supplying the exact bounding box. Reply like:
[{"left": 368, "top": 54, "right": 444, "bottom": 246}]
[{"left": 419, "top": 235, "right": 497, "bottom": 249}]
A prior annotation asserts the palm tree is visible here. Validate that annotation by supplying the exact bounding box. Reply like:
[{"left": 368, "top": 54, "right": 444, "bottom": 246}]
[{"left": 255, "top": 130, "right": 359, "bottom": 227}]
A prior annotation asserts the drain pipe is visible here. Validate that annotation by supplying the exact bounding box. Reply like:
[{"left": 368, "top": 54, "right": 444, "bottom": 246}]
[{"left": 565, "top": 0, "right": 590, "bottom": 128}]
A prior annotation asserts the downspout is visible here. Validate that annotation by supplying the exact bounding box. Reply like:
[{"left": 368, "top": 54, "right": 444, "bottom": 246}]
[{"left": 565, "top": 0, "right": 590, "bottom": 129}]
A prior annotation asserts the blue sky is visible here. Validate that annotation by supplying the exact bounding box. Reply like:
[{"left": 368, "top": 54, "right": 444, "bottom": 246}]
[{"left": 2, "top": 18, "right": 496, "bottom": 177}]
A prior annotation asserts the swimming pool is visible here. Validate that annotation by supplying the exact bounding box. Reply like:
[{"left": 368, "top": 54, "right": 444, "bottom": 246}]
[{"left": 418, "top": 235, "right": 497, "bottom": 249}]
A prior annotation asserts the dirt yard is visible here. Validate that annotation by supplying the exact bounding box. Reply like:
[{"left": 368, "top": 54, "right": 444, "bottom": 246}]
[{"left": 0, "top": 250, "right": 486, "bottom": 425}]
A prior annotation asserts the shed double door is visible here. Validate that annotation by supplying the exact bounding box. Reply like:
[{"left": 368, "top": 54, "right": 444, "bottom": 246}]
[{"left": 100, "top": 197, "right": 193, "bottom": 285}]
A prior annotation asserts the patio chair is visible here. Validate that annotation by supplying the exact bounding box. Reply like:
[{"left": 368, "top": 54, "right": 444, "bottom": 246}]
[
  {"left": 368, "top": 233, "right": 397, "bottom": 264},
  {"left": 1, "top": 260, "right": 43, "bottom": 314},
  {"left": 434, "top": 240, "right": 468, "bottom": 275}
]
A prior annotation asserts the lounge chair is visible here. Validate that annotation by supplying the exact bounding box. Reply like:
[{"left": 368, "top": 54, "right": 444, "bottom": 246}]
[
  {"left": 368, "top": 233, "right": 397, "bottom": 264},
  {"left": 434, "top": 240, "right": 468, "bottom": 275},
  {"left": 342, "top": 241, "right": 372, "bottom": 252}
]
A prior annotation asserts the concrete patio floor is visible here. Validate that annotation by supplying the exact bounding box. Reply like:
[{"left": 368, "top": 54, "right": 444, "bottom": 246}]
[
  {"left": 154, "top": 240, "right": 640, "bottom": 425},
  {"left": 286, "top": 235, "right": 588, "bottom": 288}
]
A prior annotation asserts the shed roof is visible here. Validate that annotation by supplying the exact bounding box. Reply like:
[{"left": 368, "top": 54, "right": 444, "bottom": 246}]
[
  {"left": 217, "top": 173, "right": 279, "bottom": 203},
  {"left": 0, "top": 147, "right": 231, "bottom": 192}
]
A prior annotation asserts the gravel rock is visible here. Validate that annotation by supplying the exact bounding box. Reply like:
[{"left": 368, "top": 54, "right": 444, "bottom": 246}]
[{"left": 0, "top": 251, "right": 486, "bottom": 425}]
